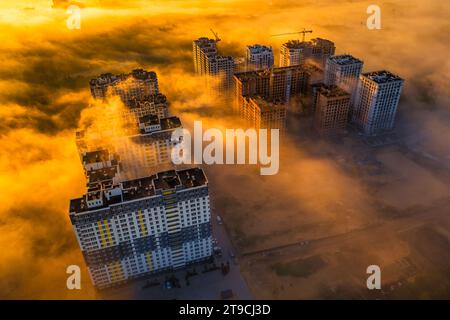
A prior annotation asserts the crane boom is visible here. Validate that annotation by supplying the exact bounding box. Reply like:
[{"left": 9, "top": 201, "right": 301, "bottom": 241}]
[
  {"left": 210, "top": 28, "right": 221, "bottom": 42},
  {"left": 271, "top": 29, "right": 313, "bottom": 42}
]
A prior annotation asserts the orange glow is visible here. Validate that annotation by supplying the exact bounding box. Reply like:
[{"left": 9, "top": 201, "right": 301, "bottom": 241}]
[{"left": 0, "top": 0, "right": 448, "bottom": 299}]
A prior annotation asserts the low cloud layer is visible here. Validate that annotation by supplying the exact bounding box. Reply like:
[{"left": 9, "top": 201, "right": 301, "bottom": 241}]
[{"left": 0, "top": 0, "right": 448, "bottom": 298}]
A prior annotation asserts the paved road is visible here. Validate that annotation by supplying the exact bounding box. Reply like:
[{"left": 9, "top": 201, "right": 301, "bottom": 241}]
[{"left": 210, "top": 199, "right": 253, "bottom": 299}]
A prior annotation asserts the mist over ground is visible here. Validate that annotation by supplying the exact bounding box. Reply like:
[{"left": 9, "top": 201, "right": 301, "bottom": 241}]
[{"left": 0, "top": 0, "right": 448, "bottom": 298}]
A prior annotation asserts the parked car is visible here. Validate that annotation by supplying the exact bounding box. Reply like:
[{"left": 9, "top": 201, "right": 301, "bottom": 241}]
[
  {"left": 164, "top": 280, "right": 172, "bottom": 289},
  {"left": 216, "top": 215, "right": 223, "bottom": 225}
]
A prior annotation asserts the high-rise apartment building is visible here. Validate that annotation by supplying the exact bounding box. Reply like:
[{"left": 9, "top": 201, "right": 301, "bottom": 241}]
[
  {"left": 90, "top": 69, "right": 159, "bottom": 101},
  {"left": 81, "top": 149, "right": 120, "bottom": 173},
  {"left": 240, "top": 96, "right": 287, "bottom": 133},
  {"left": 193, "top": 37, "right": 218, "bottom": 75},
  {"left": 76, "top": 115, "right": 183, "bottom": 180},
  {"left": 313, "top": 84, "right": 350, "bottom": 135},
  {"left": 352, "top": 71, "right": 404, "bottom": 136},
  {"left": 118, "top": 116, "right": 183, "bottom": 179},
  {"left": 246, "top": 45, "right": 274, "bottom": 71},
  {"left": 124, "top": 93, "right": 169, "bottom": 121},
  {"left": 325, "top": 55, "right": 363, "bottom": 107},
  {"left": 70, "top": 166, "right": 212, "bottom": 289},
  {"left": 205, "top": 56, "right": 235, "bottom": 93},
  {"left": 233, "top": 65, "right": 311, "bottom": 116},
  {"left": 234, "top": 65, "right": 310, "bottom": 105},
  {"left": 280, "top": 38, "right": 335, "bottom": 69},
  {"left": 193, "top": 37, "right": 234, "bottom": 94},
  {"left": 81, "top": 70, "right": 181, "bottom": 179}
]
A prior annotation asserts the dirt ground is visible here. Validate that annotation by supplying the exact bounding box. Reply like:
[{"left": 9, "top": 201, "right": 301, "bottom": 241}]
[
  {"left": 374, "top": 147, "right": 450, "bottom": 210},
  {"left": 208, "top": 124, "right": 450, "bottom": 299}
]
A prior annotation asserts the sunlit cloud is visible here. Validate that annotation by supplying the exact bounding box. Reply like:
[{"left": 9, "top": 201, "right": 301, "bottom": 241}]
[{"left": 0, "top": 0, "right": 448, "bottom": 298}]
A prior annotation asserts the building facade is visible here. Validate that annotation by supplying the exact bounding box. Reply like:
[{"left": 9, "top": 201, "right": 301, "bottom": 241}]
[
  {"left": 240, "top": 96, "right": 287, "bottom": 133},
  {"left": 352, "top": 71, "right": 404, "bottom": 136},
  {"left": 280, "top": 38, "right": 335, "bottom": 69},
  {"left": 313, "top": 84, "right": 350, "bottom": 135},
  {"left": 205, "top": 55, "right": 235, "bottom": 94},
  {"left": 76, "top": 115, "right": 183, "bottom": 180},
  {"left": 124, "top": 93, "right": 169, "bottom": 122},
  {"left": 193, "top": 37, "right": 218, "bottom": 75},
  {"left": 193, "top": 37, "right": 234, "bottom": 94},
  {"left": 325, "top": 54, "right": 363, "bottom": 107},
  {"left": 117, "top": 116, "right": 183, "bottom": 180},
  {"left": 69, "top": 167, "right": 212, "bottom": 289},
  {"left": 233, "top": 65, "right": 310, "bottom": 107},
  {"left": 246, "top": 44, "right": 274, "bottom": 71},
  {"left": 80, "top": 70, "right": 181, "bottom": 179}
]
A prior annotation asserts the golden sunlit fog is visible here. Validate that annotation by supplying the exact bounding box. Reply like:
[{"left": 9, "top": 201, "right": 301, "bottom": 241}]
[{"left": 0, "top": 0, "right": 449, "bottom": 299}]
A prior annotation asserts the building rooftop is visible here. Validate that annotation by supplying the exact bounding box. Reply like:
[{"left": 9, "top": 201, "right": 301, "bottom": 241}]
[
  {"left": 139, "top": 114, "right": 160, "bottom": 126},
  {"left": 153, "top": 170, "right": 181, "bottom": 190},
  {"left": 194, "top": 38, "right": 218, "bottom": 56},
  {"left": 247, "top": 44, "right": 273, "bottom": 54},
  {"left": 283, "top": 38, "right": 334, "bottom": 50},
  {"left": 194, "top": 37, "right": 217, "bottom": 46},
  {"left": 137, "top": 115, "right": 181, "bottom": 134},
  {"left": 129, "top": 69, "right": 157, "bottom": 81},
  {"left": 87, "top": 166, "right": 119, "bottom": 184},
  {"left": 329, "top": 54, "right": 363, "bottom": 66},
  {"left": 70, "top": 168, "right": 207, "bottom": 214},
  {"left": 315, "top": 83, "right": 350, "bottom": 98},
  {"left": 283, "top": 40, "right": 309, "bottom": 49},
  {"left": 122, "top": 176, "right": 155, "bottom": 202},
  {"left": 249, "top": 96, "right": 287, "bottom": 112},
  {"left": 90, "top": 69, "right": 157, "bottom": 86},
  {"left": 82, "top": 149, "right": 110, "bottom": 164},
  {"left": 126, "top": 93, "right": 168, "bottom": 108},
  {"left": 234, "top": 69, "right": 270, "bottom": 80},
  {"left": 272, "top": 65, "right": 309, "bottom": 74},
  {"left": 160, "top": 116, "right": 182, "bottom": 131},
  {"left": 209, "top": 55, "right": 234, "bottom": 62},
  {"left": 89, "top": 73, "right": 118, "bottom": 86},
  {"left": 311, "top": 38, "right": 335, "bottom": 46},
  {"left": 234, "top": 65, "right": 308, "bottom": 81},
  {"left": 362, "top": 70, "right": 403, "bottom": 84},
  {"left": 178, "top": 167, "right": 207, "bottom": 189},
  {"left": 69, "top": 194, "right": 122, "bottom": 215},
  {"left": 153, "top": 168, "right": 207, "bottom": 191}
]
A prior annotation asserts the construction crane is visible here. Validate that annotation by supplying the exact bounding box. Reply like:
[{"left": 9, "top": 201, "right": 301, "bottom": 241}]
[
  {"left": 271, "top": 28, "right": 313, "bottom": 42},
  {"left": 210, "top": 28, "right": 221, "bottom": 43}
]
